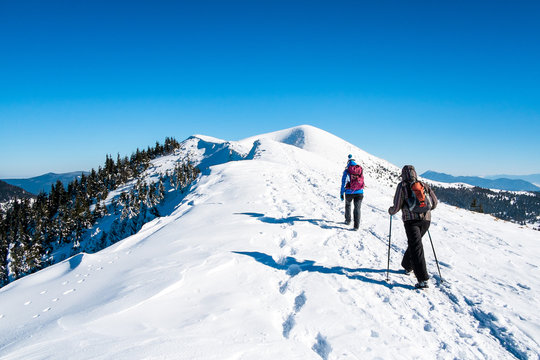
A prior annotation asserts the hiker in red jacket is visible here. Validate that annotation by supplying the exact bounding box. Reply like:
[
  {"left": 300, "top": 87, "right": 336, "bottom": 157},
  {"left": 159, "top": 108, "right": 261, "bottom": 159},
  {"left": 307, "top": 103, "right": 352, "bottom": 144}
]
[
  {"left": 340, "top": 155, "right": 364, "bottom": 230},
  {"left": 388, "top": 165, "right": 438, "bottom": 289}
]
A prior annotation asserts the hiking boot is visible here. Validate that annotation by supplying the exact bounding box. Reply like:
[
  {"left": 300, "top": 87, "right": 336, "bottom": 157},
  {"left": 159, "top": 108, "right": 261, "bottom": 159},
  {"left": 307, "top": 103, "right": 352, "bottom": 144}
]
[
  {"left": 403, "top": 268, "right": 413, "bottom": 275},
  {"left": 344, "top": 220, "right": 351, "bottom": 225},
  {"left": 415, "top": 281, "right": 429, "bottom": 289}
]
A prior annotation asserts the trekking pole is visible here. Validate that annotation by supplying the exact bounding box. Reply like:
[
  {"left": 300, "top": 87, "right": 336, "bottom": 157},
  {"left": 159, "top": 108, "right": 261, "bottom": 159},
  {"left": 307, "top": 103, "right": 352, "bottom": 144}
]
[
  {"left": 386, "top": 215, "right": 392, "bottom": 281},
  {"left": 427, "top": 229, "right": 443, "bottom": 283}
]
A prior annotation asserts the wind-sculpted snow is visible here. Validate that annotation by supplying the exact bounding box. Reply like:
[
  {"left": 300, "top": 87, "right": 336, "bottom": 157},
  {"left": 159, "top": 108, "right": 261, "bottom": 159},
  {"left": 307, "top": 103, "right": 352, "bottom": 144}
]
[{"left": 0, "top": 126, "right": 539, "bottom": 359}]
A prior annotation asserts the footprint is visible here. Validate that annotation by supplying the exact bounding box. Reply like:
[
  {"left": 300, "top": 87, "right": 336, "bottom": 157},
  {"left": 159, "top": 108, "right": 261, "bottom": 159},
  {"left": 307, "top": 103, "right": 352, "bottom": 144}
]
[
  {"left": 43, "top": 307, "right": 51, "bottom": 312},
  {"left": 457, "top": 328, "right": 473, "bottom": 338},
  {"left": 40, "top": 290, "right": 47, "bottom": 295},
  {"left": 282, "top": 314, "right": 295, "bottom": 338},
  {"left": 33, "top": 314, "right": 40, "bottom": 319},
  {"left": 24, "top": 301, "right": 32, "bottom": 306},
  {"left": 294, "top": 292, "right": 306, "bottom": 312},
  {"left": 286, "top": 264, "right": 301, "bottom": 277},
  {"left": 279, "top": 281, "right": 288, "bottom": 294},
  {"left": 77, "top": 279, "right": 85, "bottom": 284},
  {"left": 312, "top": 333, "right": 332, "bottom": 360},
  {"left": 62, "top": 281, "right": 69, "bottom": 285},
  {"left": 52, "top": 298, "right": 59, "bottom": 302},
  {"left": 63, "top": 289, "right": 75, "bottom": 295},
  {"left": 0, "top": 314, "right": 4, "bottom": 319},
  {"left": 517, "top": 283, "right": 531, "bottom": 290}
]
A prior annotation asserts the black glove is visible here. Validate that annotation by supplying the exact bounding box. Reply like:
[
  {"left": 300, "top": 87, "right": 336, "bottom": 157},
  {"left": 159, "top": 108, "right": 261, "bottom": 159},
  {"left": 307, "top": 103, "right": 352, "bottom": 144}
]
[{"left": 340, "top": 193, "right": 344, "bottom": 201}]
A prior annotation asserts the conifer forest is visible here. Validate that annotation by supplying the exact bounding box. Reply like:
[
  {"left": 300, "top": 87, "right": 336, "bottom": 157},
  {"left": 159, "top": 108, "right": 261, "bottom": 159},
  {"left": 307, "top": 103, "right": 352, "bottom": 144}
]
[
  {"left": 430, "top": 184, "right": 540, "bottom": 228},
  {"left": 0, "top": 138, "right": 200, "bottom": 288}
]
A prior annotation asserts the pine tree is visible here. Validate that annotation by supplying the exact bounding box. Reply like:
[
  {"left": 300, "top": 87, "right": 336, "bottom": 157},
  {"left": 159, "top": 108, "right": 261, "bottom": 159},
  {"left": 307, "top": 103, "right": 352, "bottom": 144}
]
[
  {"left": 0, "top": 221, "right": 9, "bottom": 286},
  {"left": 158, "top": 177, "right": 165, "bottom": 201}
]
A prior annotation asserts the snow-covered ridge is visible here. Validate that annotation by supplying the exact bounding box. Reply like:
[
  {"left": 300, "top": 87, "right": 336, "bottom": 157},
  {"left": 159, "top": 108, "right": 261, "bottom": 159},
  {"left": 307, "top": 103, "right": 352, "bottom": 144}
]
[
  {"left": 184, "top": 125, "right": 402, "bottom": 190},
  {"left": 0, "top": 125, "right": 538, "bottom": 359}
]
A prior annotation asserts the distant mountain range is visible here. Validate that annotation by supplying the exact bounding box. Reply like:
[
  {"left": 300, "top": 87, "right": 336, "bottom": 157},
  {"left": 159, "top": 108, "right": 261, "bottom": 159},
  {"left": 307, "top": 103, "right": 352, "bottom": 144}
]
[
  {"left": 0, "top": 180, "right": 35, "bottom": 203},
  {"left": 484, "top": 174, "right": 540, "bottom": 186},
  {"left": 421, "top": 171, "right": 540, "bottom": 192},
  {"left": 2, "top": 171, "right": 89, "bottom": 195}
]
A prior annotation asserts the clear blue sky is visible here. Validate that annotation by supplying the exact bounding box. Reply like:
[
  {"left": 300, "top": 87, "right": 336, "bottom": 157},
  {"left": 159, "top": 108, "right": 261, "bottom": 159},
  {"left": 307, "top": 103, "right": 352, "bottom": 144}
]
[{"left": 1, "top": 0, "right": 539, "bottom": 178}]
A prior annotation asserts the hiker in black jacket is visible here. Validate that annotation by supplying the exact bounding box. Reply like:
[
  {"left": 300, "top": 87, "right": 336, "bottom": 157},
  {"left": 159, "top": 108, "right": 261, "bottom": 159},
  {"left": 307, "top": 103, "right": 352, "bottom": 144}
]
[{"left": 388, "top": 165, "right": 438, "bottom": 289}]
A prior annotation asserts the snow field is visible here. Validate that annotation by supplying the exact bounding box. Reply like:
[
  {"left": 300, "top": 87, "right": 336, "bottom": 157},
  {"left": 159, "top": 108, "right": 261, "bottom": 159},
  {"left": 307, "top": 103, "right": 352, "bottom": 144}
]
[{"left": 0, "top": 125, "right": 538, "bottom": 359}]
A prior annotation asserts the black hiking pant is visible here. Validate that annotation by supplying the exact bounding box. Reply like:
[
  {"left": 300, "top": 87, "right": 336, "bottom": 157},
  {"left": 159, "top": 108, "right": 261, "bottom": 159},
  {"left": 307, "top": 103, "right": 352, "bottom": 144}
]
[
  {"left": 401, "top": 219, "right": 430, "bottom": 282},
  {"left": 345, "top": 193, "right": 363, "bottom": 229}
]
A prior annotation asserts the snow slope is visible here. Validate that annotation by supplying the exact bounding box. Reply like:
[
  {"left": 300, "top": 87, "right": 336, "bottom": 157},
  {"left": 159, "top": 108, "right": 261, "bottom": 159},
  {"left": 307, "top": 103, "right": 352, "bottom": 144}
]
[{"left": 1, "top": 125, "right": 539, "bottom": 359}]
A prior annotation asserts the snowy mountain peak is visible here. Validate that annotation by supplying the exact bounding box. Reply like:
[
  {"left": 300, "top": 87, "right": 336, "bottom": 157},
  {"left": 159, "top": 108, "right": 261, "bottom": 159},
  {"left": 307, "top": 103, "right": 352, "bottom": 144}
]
[
  {"left": 1, "top": 126, "right": 539, "bottom": 359},
  {"left": 241, "top": 125, "right": 381, "bottom": 166},
  {"left": 245, "top": 124, "right": 330, "bottom": 151}
]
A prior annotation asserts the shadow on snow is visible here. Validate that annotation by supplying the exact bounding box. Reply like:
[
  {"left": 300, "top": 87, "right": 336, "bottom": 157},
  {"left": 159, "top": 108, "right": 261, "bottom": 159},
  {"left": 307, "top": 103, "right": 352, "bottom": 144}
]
[
  {"left": 235, "top": 212, "right": 346, "bottom": 230},
  {"left": 233, "top": 251, "right": 415, "bottom": 290}
]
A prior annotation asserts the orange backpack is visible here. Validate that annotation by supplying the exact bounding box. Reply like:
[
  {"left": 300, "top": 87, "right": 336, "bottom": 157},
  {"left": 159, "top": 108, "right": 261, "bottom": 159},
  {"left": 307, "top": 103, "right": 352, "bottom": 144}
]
[{"left": 406, "top": 181, "right": 433, "bottom": 213}]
